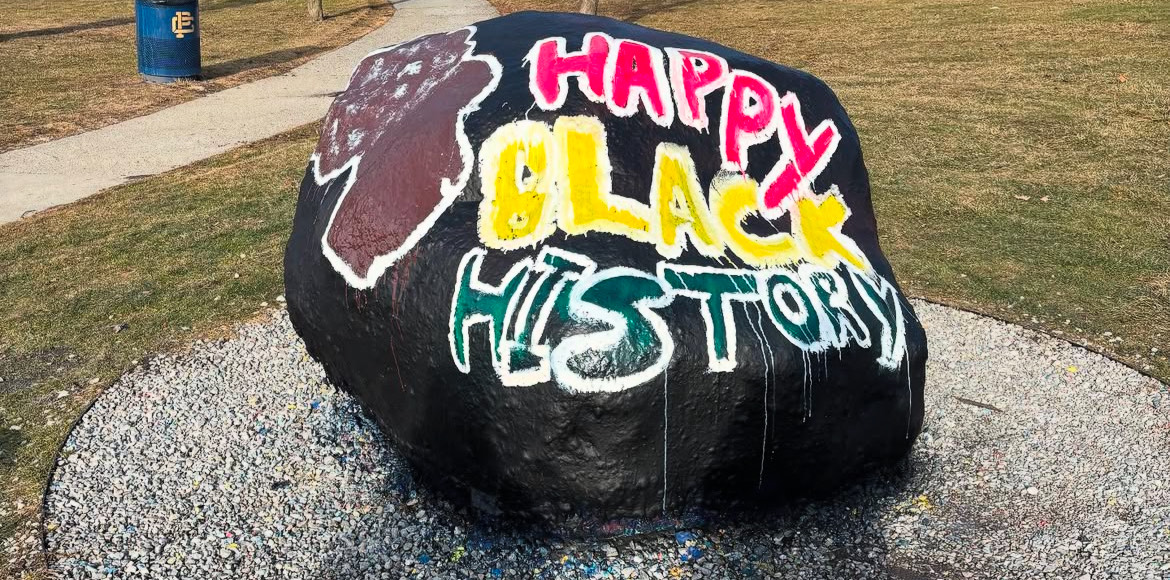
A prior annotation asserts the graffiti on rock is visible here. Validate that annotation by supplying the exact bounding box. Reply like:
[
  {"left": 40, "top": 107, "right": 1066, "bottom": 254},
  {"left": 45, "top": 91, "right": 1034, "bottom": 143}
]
[
  {"left": 476, "top": 116, "right": 868, "bottom": 271},
  {"left": 526, "top": 34, "right": 841, "bottom": 216},
  {"left": 450, "top": 246, "right": 907, "bottom": 392},
  {"left": 311, "top": 27, "right": 502, "bottom": 290},
  {"left": 287, "top": 12, "right": 928, "bottom": 516},
  {"left": 448, "top": 34, "right": 902, "bottom": 392},
  {"left": 310, "top": 28, "right": 907, "bottom": 394}
]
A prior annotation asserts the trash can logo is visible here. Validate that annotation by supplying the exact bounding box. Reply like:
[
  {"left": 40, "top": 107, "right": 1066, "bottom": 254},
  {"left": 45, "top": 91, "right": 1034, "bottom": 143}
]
[{"left": 171, "top": 11, "right": 195, "bottom": 38}]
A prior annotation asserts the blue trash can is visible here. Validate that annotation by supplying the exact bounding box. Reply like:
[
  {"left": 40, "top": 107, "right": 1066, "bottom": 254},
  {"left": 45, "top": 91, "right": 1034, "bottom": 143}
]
[{"left": 135, "top": 0, "right": 201, "bottom": 83}]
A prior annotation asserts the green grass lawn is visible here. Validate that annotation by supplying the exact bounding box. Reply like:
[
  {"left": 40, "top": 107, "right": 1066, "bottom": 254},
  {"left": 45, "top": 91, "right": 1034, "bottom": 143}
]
[
  {"left": 1, "top": 0, "right": 1169, "bottom": 576},
  {"left": 0, "top": 0, "right": 390, "bottom": 152}
]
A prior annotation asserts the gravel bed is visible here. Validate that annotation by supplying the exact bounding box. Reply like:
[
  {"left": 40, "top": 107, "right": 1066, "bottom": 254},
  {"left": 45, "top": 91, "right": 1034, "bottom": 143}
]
[{"left": 44, "top": 302, "right": 1170, "bottom": 579}]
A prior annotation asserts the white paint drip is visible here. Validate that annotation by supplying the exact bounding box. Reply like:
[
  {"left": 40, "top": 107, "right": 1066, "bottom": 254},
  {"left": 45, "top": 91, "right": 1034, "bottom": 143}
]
[
  {"left": 904, "top": 336, "right": 913, "bottom": 438},
  {"left": 900, "top": 299, "right": 919, "bottom": 439},
  {"left": 746, "top": 304, "right": 771, "bottom": 489},
  {"left": 662, "top": 366, "right": 669, "bottom": 513},
  {"left": 801, "top": 349, "right": 811, "bottom": 421}
]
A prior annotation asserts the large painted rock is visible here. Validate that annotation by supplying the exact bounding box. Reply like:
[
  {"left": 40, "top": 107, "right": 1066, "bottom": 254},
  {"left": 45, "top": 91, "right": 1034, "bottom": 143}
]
[{"left": 285, "top": 11, "right": 927, "bottom": 518}]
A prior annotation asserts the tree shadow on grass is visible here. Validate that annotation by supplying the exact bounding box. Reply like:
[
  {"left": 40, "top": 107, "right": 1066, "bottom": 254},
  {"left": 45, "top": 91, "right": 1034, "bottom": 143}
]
[
  {"left": 0, "top": 0, "right": 296, "bottom": 43},
  {"left": 329, "top": 3, "right": 383, "bottom": 18},
  {"left": 202, "top": 0, "right": 279, "bottom": 12},
  {"left": 0, "top": 347, "right": 71, "bottom": 470},
  {"left": 619, "top": 0, "right": 706, "bottom": 23},
  {"left": 0, "top": 347, "right": 78, "bottom": 397},
  {"left": 0, "top": 18, "right": 132, "bottom": 42},
  {"left": 0, "top": 426, "right": 24, "bottom": 469},
  {"left": 204, "top": 0, "right": 380, "bottom": 15}
]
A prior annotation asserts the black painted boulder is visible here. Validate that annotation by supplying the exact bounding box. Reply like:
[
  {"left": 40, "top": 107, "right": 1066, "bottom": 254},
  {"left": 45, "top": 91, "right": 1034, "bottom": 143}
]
[{"left": 285, "top": 11, "right": 927, "bottom": 518}]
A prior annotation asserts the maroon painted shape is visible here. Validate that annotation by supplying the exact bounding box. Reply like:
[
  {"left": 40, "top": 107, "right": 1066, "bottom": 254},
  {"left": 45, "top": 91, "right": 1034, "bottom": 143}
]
[{"left": 315, "top": 29, "right": 494, "bottom": 281}]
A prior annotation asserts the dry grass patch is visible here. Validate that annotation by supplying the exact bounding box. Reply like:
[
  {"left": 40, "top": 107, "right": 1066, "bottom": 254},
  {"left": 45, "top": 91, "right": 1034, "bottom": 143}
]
[
  {"left": 0, "top": 0, "right": 391, "bottom": 151},
  {"left": 0, "top": 125, "right": 316, "bottom": 578},
  {"left": 489, "top": 0, "right": 1170, "bottom": 380}
]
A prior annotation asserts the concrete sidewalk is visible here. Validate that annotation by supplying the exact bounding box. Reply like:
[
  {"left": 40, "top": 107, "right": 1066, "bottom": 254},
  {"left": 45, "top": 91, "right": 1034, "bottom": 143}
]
[{"left": 0, "top": 0, "right": 498, "bottom": 225}]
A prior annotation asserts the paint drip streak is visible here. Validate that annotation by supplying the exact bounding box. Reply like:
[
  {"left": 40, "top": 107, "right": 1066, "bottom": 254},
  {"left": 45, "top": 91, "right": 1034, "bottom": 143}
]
[
  {"left": 662, "top": 367, "right": 669, "bottom": 512},
  {"left": 904, "top": 341, "right": 912, "bottom": 438},
  {"left": 747, "top": 305, "right": 770, "bottom": 489},
  {"left": 801, "top": 350, "right": 811, "bottom": 421}
]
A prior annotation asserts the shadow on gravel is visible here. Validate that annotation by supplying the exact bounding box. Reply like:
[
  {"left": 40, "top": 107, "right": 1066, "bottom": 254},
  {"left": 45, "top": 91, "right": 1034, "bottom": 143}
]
[{"left": 317, "top": 451, "right": 933, "bottom": 578}]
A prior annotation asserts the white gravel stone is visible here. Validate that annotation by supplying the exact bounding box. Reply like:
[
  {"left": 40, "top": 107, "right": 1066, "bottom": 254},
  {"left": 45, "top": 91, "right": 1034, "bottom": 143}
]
[{"left": 44, "top": 302, "right": 1170, "bottom": 579}]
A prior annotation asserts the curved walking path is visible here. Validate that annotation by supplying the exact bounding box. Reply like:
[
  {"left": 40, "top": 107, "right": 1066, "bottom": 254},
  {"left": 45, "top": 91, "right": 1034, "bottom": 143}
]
[
  {"left": 43, "top": 301, "right": 1170, "bottom": 579},
  {"left": 0, "top": 0, "right": 498, "bottom": 226}
]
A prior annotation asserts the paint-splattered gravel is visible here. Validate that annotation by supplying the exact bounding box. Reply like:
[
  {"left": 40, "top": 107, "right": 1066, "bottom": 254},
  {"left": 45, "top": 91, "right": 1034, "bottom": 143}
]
[{"left": 45, "top": 302, "right": 1170, "bottom": 579}]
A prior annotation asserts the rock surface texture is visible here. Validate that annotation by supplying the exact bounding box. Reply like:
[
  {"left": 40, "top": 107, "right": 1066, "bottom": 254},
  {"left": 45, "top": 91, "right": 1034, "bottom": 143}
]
[{"left": 285, "top": 12, "right": 927, "bottom": 518}]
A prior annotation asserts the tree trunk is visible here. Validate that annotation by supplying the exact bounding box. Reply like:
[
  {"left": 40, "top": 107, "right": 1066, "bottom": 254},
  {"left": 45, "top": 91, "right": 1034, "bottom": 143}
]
[
  {"left": 578, "top": 0, "right": 598, "bottom": 15},
  {"left": 308, "top": 0, "right": 324, "bottom": 21}
]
